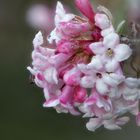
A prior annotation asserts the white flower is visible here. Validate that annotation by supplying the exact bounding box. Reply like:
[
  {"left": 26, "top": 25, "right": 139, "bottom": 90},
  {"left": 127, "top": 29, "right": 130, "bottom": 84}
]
[
  {"left": 89, "top": 33, "right": 132, "bottom": 72},
  {"left": 86, "top": 116, "right": 129, "bottom": 132},
  {"left": 78, "top": 64, "right": 124, "bottom": 95}
]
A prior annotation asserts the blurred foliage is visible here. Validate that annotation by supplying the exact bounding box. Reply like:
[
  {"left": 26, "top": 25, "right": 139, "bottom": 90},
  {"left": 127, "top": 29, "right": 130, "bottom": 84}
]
[{"left": 0, "top": 0, "right": 140, "bottom": 140}]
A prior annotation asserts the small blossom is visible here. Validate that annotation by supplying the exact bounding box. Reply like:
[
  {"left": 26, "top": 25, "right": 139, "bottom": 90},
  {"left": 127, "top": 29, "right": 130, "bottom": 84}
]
[{"left": 89, "top": 34, "right": 132, "bottom": 72}]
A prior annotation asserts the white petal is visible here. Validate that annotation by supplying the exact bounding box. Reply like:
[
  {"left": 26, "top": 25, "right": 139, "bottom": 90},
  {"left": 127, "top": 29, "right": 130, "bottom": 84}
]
[
  {"left": 43, "top": 88, "right": 50, "bottom": 100},
  {"left": 86, "top": 118, "right": 103, "bottom": 132},
  {"left": 116, "top": 117, "right": 130, "bottom": 126},
  {"left": 55, "top": 2, "right": 74, "bottom": 26},
  {"left": 103, "top": 119, "right": 121, "bottom": 130},
  {"left": 61, "top": 14, "right": 75, "bottom": 22},
  {"left": 27, "top": 66, "right": 36, "bottom": 75},
  {"left": 114, "top": 44, "right": 132, "bottom": 62},
  {"left": 125, "top": 78, "right": 140, "bottom": 88},
  {"left": 44, "top": 67, "right": 58, "bottom": 84},
  {"left": 103, "top": 73, "right": 124, "bottom": 87},
  {"left": 123, "top": 88, "right": 138, "bottom": 101},
  {"left": 87, "top": 56, "right": 103, "bottom": 70},
  {"left": 81, "top": 76, "right": 95, "bottom": 88},
  {"left": 89, "top": 42, "right": 105, "bottom": 54},
  {"left": 129, "top": 101, "right": 139, "bottom": 115},
  {"left": 96, "top": 99, "right": 111, "bottom": 112},
  {"left": 96, "top": 79, "right": 108, "bottom": 94},
  {"left": 55, "top": 106, "right": 68, "bottom": 114},
  {"left": 50, "top": 53, "right": 70, "bottom": 67},
  {"left": 109, "top": 73, "right": 125, "bottom": 85},
  {"left": 101, "top": 25, "right": 115, "bottom": 37},
  {"left": 43, "top": 99, "right": 59, "bottom": 107},
  {"left": 105, "top": 59, "right": 119, "bottom": 72},
  {"left": 48, "top": 28, "right": 60, "bottom": 43},
  {"left": 95, "top": 14, "right": 110, "bottom": 29},
  {"left": 55, "top": 1, "right": 66, "bottom": 25},
  {"left": 109, "top": 87, "right": 122, "bottom": 98},
  {"left": 33, "top": 31, "right": 43, "bottom": 47},
  {"left": 83, "top": 113, "right": 94, "bottom": 118},
  {"left": 78, "top": 64, "right": 93, "bottom": 75},
  {"left": 103, "top": 33, "right": 120, "bottom": 49}
]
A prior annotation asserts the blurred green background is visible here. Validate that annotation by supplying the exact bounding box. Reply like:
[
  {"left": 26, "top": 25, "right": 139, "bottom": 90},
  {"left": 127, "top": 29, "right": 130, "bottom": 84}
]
[{"left": 1, "top": 0, "right": 140, "bottom": 140}]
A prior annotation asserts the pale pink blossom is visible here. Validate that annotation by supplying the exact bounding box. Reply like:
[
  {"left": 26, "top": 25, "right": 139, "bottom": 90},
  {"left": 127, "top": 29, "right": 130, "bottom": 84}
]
[
  {"left": 27, "top": 0, "right": 140, "bottom": 132},
  {"left": 86, "top": 116, "right": 130, "bottom": 131},
  {"left": 89, "top": 34, "right": 132, "bottom": 72},
  {"left": 78, "top": 64, "right": 125, "bottom": 94}
]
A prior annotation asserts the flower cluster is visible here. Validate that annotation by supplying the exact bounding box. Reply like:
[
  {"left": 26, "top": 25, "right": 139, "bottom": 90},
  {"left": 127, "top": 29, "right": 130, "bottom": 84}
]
[{"left": 27, "top": 0, "right": 140, "bottom": 131}]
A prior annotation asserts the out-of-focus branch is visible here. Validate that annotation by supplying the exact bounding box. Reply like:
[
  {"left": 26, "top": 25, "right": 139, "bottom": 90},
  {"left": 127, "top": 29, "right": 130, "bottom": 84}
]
[{"left": 127, "top": 0, "right": 140, "bottom": 78}]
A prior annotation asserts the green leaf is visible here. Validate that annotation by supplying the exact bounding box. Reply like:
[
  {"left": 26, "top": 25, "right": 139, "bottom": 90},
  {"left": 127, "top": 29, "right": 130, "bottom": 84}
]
[{"left": 116, "top": 20, "right": 126, "bottom": 34}]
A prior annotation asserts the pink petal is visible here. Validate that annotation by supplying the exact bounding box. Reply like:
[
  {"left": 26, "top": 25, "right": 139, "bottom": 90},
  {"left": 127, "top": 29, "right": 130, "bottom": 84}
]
[
  {"left": 60, "top": 21, "right": 91, "bottom": 37},
  {"left": 60, "top": 85, "right": 74, "bottom": 105},
  {"left": 75, "top": 0, "right": 95, "bottom": 21},
  {"left": 39, "top": 47, "right": 55, "bottom": 57},
  {"left": 49, "top": 53, "right": 71, "bottom": 68},
  {"left": 34, "top": 76, "right": 45, "bottom": 88},
  {"left": 74, "top": 86, "right": 87, "bottom": 103},
  {"left": 64, "top": 67, "right": 82, "bottom": 86},
  {"left": 95, "top": 14, "right": 110, "bottom": 30},
  {"left": 85, "top": 97, "right": 97, "bottom": 106},
  {"left": 69, "top": 107, "right": 81, "bottom": 116},
  {"left": 37, "top": 73, "right": 44, "bottom": 81},
  {"left": 56, "top": 40, "right": 75, "bottom": 54}
]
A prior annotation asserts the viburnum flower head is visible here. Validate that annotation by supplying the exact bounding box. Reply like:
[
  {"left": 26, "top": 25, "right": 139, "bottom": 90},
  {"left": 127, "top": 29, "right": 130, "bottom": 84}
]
[{"left": 27, "top": 0, "right": 140, "bottom": 132}]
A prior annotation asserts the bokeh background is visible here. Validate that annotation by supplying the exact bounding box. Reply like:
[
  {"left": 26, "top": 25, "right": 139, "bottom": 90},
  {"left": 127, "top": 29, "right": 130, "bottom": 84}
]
[{"left": 1, "top": 0, "right": 140, "bottom": 140}]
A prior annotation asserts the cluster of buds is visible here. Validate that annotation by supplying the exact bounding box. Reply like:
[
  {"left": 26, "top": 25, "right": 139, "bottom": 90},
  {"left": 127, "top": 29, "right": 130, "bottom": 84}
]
[{"left": 27, "top": 0, "right": 140, "bottom": 131}]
